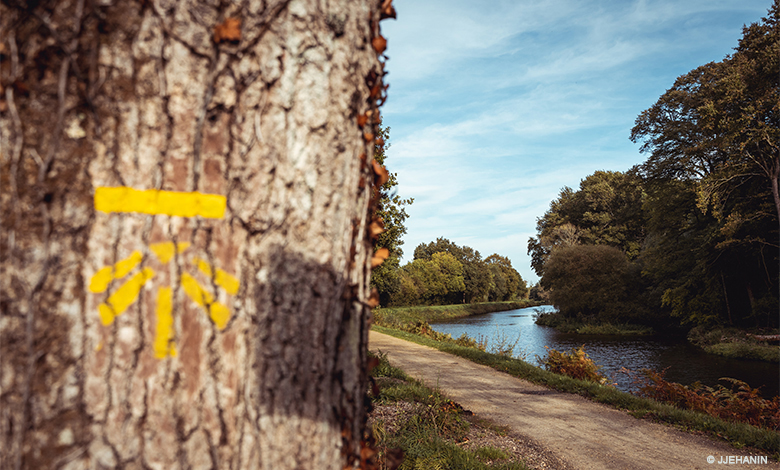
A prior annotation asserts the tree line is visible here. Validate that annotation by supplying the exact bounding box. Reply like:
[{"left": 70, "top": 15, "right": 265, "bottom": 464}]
[
  {"left": 376, "top": 237, "right": 529, "bottom": 307},
  {"left": 528, "top": 6, "right": 779, "bottom": 331}
]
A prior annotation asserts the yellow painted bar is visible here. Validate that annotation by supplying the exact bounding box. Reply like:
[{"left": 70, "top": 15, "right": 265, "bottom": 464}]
[
  {"left": 154, "top": 287, "right": 177, "bottom": 358},
  {"left": 98, "top": 267, "right": 155, "bottom": 325},
  {"left": 95, "top": 187, "right": 226, "bottom": 219}
]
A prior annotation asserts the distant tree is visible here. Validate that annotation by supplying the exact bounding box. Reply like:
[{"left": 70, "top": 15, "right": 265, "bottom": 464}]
[
  {"left": 414, "top": 238, "right": 492, "bottom": 303},
  {"left": 485, "top": 254, "right": 527, "bottom": 300},
  {"left": 392, "top": 251, "right": 464, "bottom": 305}
]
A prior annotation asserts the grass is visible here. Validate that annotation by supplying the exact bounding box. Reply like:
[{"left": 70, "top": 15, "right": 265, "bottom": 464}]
[
  {"left": 372, "top": 325, "right": 780, "bottom": 456},
  {"left": 368, "top": 351, "right": 530, "bottom": 470},
  {"left": 533, "top": 309, "right": 654, "bottom": 335},
  {"left": 374, "top": 300, "right": 540, "bottom": 330}
]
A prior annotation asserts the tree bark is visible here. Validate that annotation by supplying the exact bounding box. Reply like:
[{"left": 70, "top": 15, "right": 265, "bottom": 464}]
[{"left": 0, "top": 1, "right": 387, "bottom": 468}]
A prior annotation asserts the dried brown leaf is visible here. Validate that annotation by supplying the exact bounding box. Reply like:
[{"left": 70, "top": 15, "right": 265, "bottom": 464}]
[
  {"left": 371, "top": 160, "right": 389, "bottom": 186},
  {"left": 372, "top": 36, "right": 387, "bottom": 54},
  {"left": 369, "top": 217, "right": 385, "bottom": 239},
  {"left": 381, "top": 0, "right": 397, "bottom": 20},
  {"left": 371, "top": 248, "right": 389, "bottom": 269}
]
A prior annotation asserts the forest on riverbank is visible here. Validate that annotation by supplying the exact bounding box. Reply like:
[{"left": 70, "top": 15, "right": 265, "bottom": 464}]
[{"left": 527, "top": 7, "right": 778, "bottom": 342}]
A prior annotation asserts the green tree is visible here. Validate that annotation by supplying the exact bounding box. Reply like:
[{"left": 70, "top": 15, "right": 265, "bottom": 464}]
[
  {"left": 631, "top": 5, "right": 778, "bottom": 327},
  {"left": 414, "top": 238, "right": 493, "bottom": 303},
  {"left": 392, "top": 251, "right": 465, "bottom": 306},
  {"left": 485, "top": 254, "right": 528, "bottom": 300},
  {"left": 371, "top": 125, "right": 414, "bottom": 305},
  {"left": 528, "top": 170, "right": 645, "bottom": 278},
  {"left": 632, "top": 5, "right": 779, "bottom": 228},
  {"left": 541, "top": 245, "right": 633, "bottom": 323}
]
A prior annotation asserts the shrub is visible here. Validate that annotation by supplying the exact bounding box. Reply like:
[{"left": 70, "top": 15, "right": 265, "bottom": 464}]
[
  {"left": 539, "top": 345, "right": 609, "bottom": 384},
  {"left": 635, "top": 368, "right": 780, "bottom": 430}
]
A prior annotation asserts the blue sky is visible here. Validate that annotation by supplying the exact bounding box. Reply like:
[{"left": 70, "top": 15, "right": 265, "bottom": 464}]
[{"left": 379, "top": 0, "right": 771, "bottom": 284}]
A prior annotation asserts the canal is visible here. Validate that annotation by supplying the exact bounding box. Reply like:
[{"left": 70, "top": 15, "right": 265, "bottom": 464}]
[{"left": 430, "top": 305, "right": 779, "bottom": 397}]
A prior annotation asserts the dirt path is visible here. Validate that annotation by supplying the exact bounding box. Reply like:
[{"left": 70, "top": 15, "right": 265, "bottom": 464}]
[{"left": 369, "top": 331, "right": 778, "bottom": 470}]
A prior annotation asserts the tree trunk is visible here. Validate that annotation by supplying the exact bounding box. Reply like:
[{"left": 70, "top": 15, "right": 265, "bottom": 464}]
[{"left": 1, "top": 1, "right": 388, "bottom": 468}]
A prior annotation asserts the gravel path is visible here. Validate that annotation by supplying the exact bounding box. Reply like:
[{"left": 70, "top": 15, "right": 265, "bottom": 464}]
[{"left": 369, "top": 331, "right": 778, "bottom": 470}]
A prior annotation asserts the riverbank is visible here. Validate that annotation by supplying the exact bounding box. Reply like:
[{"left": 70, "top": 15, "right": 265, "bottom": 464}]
[
  {"left": 371, "top": 325, "right": 780, "bottom": 455},
  {"left": 374, "top": 300, "right": 541, "bottom": 330},
  {"left": 687, "top": 326, "right": 780, "bottom": 363},
  {"left": 534, "top": 310, "right": 780, "bottom": 363}
]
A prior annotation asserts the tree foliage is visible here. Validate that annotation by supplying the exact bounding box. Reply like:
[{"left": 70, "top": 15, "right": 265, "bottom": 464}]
[
  {"left": 527, "top": 170, "right": 645, "bottom": 278},
  {"left": 370, "top": 125, "right": 414, "bottom": 305},
  {"left": 386, "top": 238, "right": 527, "bottom": 306},
  {"left": 531, "top": 6, "right": 778, "bottom": 330}
]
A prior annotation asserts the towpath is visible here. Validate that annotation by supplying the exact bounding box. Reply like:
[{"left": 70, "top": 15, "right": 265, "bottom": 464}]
[{"left": 369, "top": 330, "right": 778, "bottom": 470}]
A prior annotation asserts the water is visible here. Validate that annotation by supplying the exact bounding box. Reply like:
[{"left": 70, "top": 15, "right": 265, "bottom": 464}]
[{"left": 430, "top": 305, "right": 780, "bottom": 397}]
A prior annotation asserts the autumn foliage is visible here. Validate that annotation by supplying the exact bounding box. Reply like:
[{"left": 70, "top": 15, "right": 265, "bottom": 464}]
[
  {"left": 634, "top": 369, "right": 780, "bottom": 430},
  {"left": 540, "top": 346, "right": 609, "bottom": 384}
]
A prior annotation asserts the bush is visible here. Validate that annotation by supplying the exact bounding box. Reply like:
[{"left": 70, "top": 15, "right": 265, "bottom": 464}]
[{"left": 539, "top": 345, "right": 609, "bottom": 384}]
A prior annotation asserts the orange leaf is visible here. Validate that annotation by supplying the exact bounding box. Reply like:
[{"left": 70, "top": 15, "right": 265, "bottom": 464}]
[
  {"left": 214, "top": 17, "right": 241, "bottom": 43},
  {"left": 363, "top": 131, "right": 375, "bottom": 142},
  {"left": 371, "top": 160, "right": 389, "bottom": 186},
  {"left": 371, "top": 248, "right": 389, "bottom": 268},
  {"left": 357, "top": 114, "right": 368, "bottom": 128},
  {"left": 381, "top": 0, "right": 397, "bottom": 20},
  {"left": 369, "top": 217, "right": 385, "bottom": 239},
  {"left": 372, "top": 36, "right": 387, "bottom": 54}
]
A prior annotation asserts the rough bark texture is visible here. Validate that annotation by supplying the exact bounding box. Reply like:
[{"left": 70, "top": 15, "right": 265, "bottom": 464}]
[{"left": 0, "top": 0, "right": 387, "bottom": 468}]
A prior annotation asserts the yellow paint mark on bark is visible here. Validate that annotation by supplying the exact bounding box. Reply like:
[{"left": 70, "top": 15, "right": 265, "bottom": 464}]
[
  {"left": 154, "top": 287, "right": 177, "bottom": 358},
  {"left": 150, "top": 241, "right": 191, "bottom": 264},
  {"left": 194, "top": 257, "right": 240, "bottom": 295},
  {"left": 209, "top": 303, "right": 230, "bottom": 330},
  {"left": 181, "top": 273, "right": 231, "bottom": 330},
  {"left": 89, "top": 251, "right": 143, "bottom": 293},
  {"left": 94, "top": 187, "right": 227, "bottom": 219},
  {"left": 98, "top": 268, "right": 155, "bottom": 325}
]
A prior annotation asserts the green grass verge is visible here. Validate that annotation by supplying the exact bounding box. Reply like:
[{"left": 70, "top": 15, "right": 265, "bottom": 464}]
[
  {"left": 687, "top": 326, "right": 780, "bottom": 363},
  {"left": 375, "top": 300, "right": 540, "bottom": 329},
  {"left": 372, "top": 325, "right": 780, "bottom": 455},
  {"left": 370, "top": 351, "right": 529, "bottom": 470},
  {"left": 703, "top": 342, "right": 780, "bottom": 362},
  {"left": 533, "top": 309, "right": 654, "bottom": 335}
]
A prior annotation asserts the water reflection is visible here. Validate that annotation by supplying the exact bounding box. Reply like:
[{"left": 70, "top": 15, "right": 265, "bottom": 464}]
[{"left": 430, "top": 306, "right": 779, "bottom": 397}]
